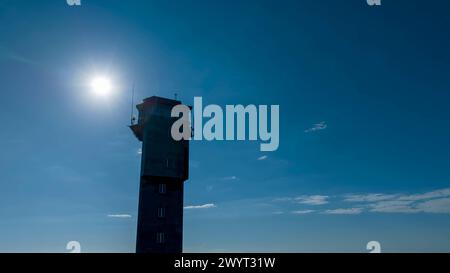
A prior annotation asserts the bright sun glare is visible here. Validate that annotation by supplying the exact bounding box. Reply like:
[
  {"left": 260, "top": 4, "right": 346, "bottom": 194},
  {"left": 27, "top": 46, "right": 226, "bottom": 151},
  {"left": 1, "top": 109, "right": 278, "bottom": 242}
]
[{"left": 91, "top": 76, "right": 113, "bottom": 97}]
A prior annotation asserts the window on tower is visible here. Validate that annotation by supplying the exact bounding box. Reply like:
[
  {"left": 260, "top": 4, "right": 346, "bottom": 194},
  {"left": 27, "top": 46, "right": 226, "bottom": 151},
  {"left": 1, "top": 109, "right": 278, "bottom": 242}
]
[
  {"left": 159, "top": 183, "right": 167, "bottom": 194},
  {"left": 156, "top": 232, "right": 165, "bottom": 244},
  {"left": 158, "top": 207, "right": 166, "bottom": 218}
]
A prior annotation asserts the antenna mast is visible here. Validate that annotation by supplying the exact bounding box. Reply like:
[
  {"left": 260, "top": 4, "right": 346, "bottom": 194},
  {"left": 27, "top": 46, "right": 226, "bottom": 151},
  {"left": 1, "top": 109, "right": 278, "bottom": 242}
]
[{"left": 130, "top": 83, "right": 135, "bottom": 125}]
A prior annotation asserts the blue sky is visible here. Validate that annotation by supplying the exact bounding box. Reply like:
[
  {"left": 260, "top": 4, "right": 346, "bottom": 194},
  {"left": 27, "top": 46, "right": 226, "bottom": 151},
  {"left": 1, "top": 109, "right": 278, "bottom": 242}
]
[{"left": 1, "top": 0, "right": 450, "bottom": 252}]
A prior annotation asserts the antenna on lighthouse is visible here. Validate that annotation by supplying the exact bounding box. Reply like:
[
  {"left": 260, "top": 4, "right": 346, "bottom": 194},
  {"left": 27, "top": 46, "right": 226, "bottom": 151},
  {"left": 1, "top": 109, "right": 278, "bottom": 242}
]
[{"left": 130, "top": 83, "right": 136, "bottom": 125}]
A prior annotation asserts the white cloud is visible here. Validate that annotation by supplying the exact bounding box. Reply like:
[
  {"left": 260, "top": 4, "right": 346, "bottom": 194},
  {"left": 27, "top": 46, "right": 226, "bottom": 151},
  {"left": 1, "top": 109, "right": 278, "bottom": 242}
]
[
  {"left": 184, "top": 203, "right": 217, "bottom": 210},
  {"left": 344, "top": 188, "right": 450, "bottom": 214},
  {"left": 292, "top": 210, "right": 315, "bottom": 214},
  {"left": 346, "top": 188, "right": 450, "bottom": 203},
  {"left": 137, "top": 148, "right": 142, "bottom": 155},
  {"left": 368, "top": 198, "right": 450, "bottom": 214},
  {"left": 257, "top": 155, "right": 268, "bottom": 161},
  {"left": 304, "top": 121, "right": 327, "bottom": 133},
  {"left": 107, "top": 214, "right": 132, "bottom": 218},
  {"left": 344, "top": 193, "right": 399, "bottom": 203},
  {"left": 416, "top": 198, "right": 450, "bottom": 213},
  {"left": 344, "top": 188, "right": 450, "bottom": 213},
  {"left": 369, "top": 200, "right": 417, "bottom": 213},
  {"left": 398, "top": 188, "right": 450, "bottom": 202},
  {"left": 323, "top": 208, "right": 363, "bottom": 215},
  {"left": 295, "top": 195, "right": 329, "bottom": 205},
  {"left": 272, "top": 188, "right": 450, "bottom": 216}
]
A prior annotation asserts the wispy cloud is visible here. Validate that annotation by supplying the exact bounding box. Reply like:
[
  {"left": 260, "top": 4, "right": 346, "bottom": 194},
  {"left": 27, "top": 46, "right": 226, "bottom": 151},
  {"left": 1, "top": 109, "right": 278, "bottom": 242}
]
[
  {"left": 292, "top": 210, "right": 315, "bottom": 214},
  {"left": 416, "top": 198, "right": 450, "bottom": 213},
  {"left": 398, "top": 188, "right": 450, "bottom": 202},
  {"left": 344, "top": 193, "right": 399, "bottom": 203},
  {"left": 304, "top": 122, "right": 327, "bottom": 133},
  {"left": 184, "top": 203, "right": 217, "bottom": 210},
  {"left": 107, "top": 214, "right": 132, "bottom": 218},
  {"left": 0, "top": 45, "right": 34, "bottom": 65},
  {"left": 272, "top": 188, "right": 450, "bottom": 216},
  {"left": 137, "top": 148, "right": 142, "bottom": 155},
  {"left": 295, "top": 195, "right": 329, "bottom": 205},
  {"left": 369, "top": 200, "right": 417, "bottom": 213},
  {"left": 257, "top": 155, "right": 268, "bottom": 161},
  {"left": 221, "top": 176, "right": 239, "bottom": 181},
  {"left": 323, "top": 208, "right": 363, "bottom": 215},
  {"left": 344, "top": 188, "right": 450, "bottom": 214},
  {"left": 272, "top": 211, "right": 285, "bottom": 215},
  {"left": 273, "top": 195, "right": 329, "bottom": 205},
  {"left": 368, "top": 198, "right": 450, "bottom": 214}
]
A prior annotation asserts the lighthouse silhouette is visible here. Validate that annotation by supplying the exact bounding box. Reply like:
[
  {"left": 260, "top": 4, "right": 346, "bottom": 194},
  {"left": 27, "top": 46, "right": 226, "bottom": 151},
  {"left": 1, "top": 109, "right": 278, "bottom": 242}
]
[{"left": 130, "top": 96, "right": 189, "bottom": 253}]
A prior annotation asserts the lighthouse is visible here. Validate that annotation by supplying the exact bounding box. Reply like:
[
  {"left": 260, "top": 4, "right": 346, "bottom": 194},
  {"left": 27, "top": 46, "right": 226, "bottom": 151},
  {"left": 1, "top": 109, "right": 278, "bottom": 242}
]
[{"left": 130, "top": 96, "right": 189, "bottom": 253}]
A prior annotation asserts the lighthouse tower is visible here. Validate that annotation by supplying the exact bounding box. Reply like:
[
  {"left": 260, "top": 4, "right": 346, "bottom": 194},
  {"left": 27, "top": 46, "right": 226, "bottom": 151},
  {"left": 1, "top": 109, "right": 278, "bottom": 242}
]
[{"left": 130, "top": 96, "right": 189, "bottom": 253}]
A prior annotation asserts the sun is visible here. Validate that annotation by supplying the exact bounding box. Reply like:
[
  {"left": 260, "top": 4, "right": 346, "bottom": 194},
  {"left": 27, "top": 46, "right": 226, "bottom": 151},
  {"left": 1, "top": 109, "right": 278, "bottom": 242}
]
[{"left": 90, "top": 76, "right": 113, "bottom": 97}]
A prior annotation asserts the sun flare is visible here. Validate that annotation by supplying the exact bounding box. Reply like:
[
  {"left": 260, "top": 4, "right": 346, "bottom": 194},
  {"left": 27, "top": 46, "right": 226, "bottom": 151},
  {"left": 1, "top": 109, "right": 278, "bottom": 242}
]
[{"left": 90, "top": 76, "right": 113, "bottom": 97}]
